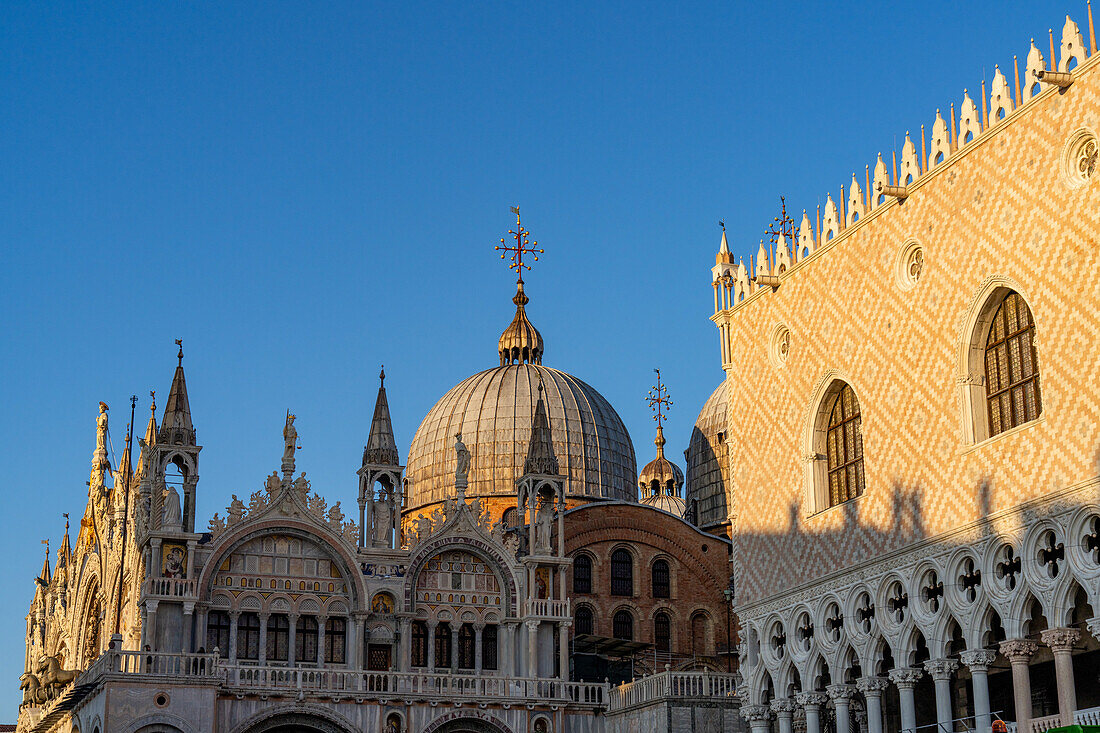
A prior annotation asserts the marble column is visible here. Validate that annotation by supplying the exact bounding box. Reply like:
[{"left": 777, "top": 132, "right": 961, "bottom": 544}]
[
  {"left": 961, "top": 649, "right": 997, "bottom": 733},
  {"left": 426, "top": 621, "right": 436, "bottom": 670},
  {"left": 857, "top": 677, "right": 890, "bottom": 733},
  {"left": 828, "top": 684, "right": 857, "bottom": 733},
  {"left": 526, "top": 619, "right": 539, "bottom": 677},
  {"left": 398, "top": 617, "right": 412, "bottom": 672},
  {"left": 925, "top": 658, "right": 958, "bottom": 733},
  {"left": 348, "top": 616, "right": 360, "bottom": 669},
  {"left": 450, "top": 623, "right": 459, "bottom": 673},
  {"left": 558, "top": 620, "right": 571, "bottom": 680},
  {"left": 144, "top": 600, "right": 159, "bottom": 652},
  {"left": 287, "top": 614, "right": 298, "bottom": 667},
  {"left": 741, "top": 704, "right": 773, "bottom": 733},
  {"left": 227, "top": 610, "right": 240, "bottom": 663},
  {"left": 796, "top": 691, "right": 829, "bottom": 733},
  {"left": 999, "top": 638, "right": 1037, "bottom": 733},
  {"left": 772, "top": 697, "right": 798, "bottom": 733},
  {"left": 474, "top": 624, "right": 484, "bottom": 675},
  {"left": 257, "top": 613, "right": 269, "bottom": 665},
  {"left": 195, "top": 608, "right": 208, "bottom": 653},
  {"left": 1041, "top": 627, "right": 1081, "bottom": 726},
  {"left": 317, "top": 617, "right": 327, "bottom": 666},
  {"left": 888, "top": 667, "right": 924, "bottom": 733},
  {"left": 182, "top": 603, "right": 194, "bottom": 653}
]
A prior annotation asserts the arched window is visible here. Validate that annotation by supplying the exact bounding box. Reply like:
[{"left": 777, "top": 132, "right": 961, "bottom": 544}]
[
  {"left": 691, "top": 613, "right": 708, "bottom": 656},
  {"left": 435, "top": 622, "right": 452, "bottom": 669},
  {"left": 295, "top": 616, "right": 318, "bottom": 663},
  {"left": 613, "top": 610, "right": 634, "bottom": 641},
  {"left": 652, "top": 560, "right": 670, "bottom": 598},
  {"left": 458, "top": 624, "right": 476, "bottom": 669},
  {"left": 575, "top": 606, "right": 594, "bottom": 635},
  {"left": 573, "top": 554, "right": 592, "bottom": 594},
  {"left": 324, "top": 618, "right": 346, "bottom": 664},
  {"left": 482, "top": 625, "right": 498, "bottom": 670},
  {"left": 610, "top": 549, "right": 633, "bottom": 596},
  {"left": 502, "top": 507, "right": 519, "bottom": 529},
  {"left": 237, "top": 612, "right": 260, "bottom": 660},
  {"left": 654, "top": 612, "right": 671, "bottom": 652},
  {"left": 985, "top": 291, "right": 1042, "bottom": 435},
  {"left": 266, "top": 614, "right": 290, "bottom": 662},
  {"left": 206, "top": 610, "right": 230, "bottom": 653},
  {"left": 825, "top": 384, "right": 865, "bottom": 507},
  {"left": 411, "top": 621, "right": 428, "bottom": 667}
]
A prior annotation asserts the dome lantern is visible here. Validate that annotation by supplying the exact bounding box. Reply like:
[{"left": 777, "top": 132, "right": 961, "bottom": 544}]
[{"left": 639, "top": 369, "right": 686, "bottom": 516}]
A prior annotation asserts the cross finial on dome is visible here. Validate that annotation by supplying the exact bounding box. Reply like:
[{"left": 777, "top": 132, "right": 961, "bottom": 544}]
[
  {"left": 496, "top": 208, "right": 545, "bottom": 365},
  {"left": 495, "top": 206, "right": 544, "bottom": 282}
]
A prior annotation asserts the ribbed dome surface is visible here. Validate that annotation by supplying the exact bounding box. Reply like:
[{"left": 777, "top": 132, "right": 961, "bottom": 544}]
[
  {"left": 406, "top": 364, "right": 637, "bottom": 513},
  {"left": 685, "top": 380, "right": 730, "bottom": 529},
  {"left": 640, "top": 489, "right": 687, "bottom": 517}
]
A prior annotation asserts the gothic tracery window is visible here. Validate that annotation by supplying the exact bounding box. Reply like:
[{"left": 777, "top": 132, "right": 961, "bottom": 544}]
[
  {"left": 984, "top": 291, "right": 1042, "bottom": 436},
  {"left": 826, "top": 384, "right": 865, "bottom": 507},
  {"left": 610, "top": 549, "right": 633, "bottom": 596}
]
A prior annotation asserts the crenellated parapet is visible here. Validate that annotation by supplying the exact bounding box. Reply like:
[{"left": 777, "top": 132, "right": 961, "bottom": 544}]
[{"left": 710, "top": 9, "right": 1098, "bottom": 331}]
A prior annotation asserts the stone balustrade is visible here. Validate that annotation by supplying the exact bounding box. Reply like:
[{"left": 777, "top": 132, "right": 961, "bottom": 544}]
[
  {"left": 523, "top": 598, "right": 571, "bottom": 618},
  {"left": 607, "top": 670, "right": 739, "bottom": 712}
]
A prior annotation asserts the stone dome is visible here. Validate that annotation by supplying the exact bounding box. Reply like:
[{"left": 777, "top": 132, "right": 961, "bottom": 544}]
[
  {"left": 406, "top": 363, "right": 637, "bottom": 515},
  {"left": 685, "top": 380, "right": 730, "bottom": 531}
]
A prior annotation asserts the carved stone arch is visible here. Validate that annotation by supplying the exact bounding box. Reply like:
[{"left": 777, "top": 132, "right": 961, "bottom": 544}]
[
  {"left": 807, "top": 652, "right": 830, "bottom": 692},
  {"left": 955, "top": 275, "right": 1040, "bottom": 444},
  {"left": 1000, "top": 589, "right": 1041, "bottom": 639},
  {"left": 121, "top": 712, "right": 197, "bottom": 733},
  {"left": 405, "top": 534, "right": 519, "bottom": 616},
  {"left": 1021, "top": 518, "right": 1070, "bottom": 595},
  {"left": 926, "top": 612, "right": 965, "bottom": 659},
  {"left": 814, "top": 593, "right": 847, "bottom": 654},
  {"left": 1067, "top": 506, "right": 1100, "bottom": 580},
  {"left": 197, "top": 521, "right": 365, "bottom": 609},
  {"left": 864, "top": 634, "right": 892, "bottom": 676},
  {"left": 761, "top": 613, "right": 787, "bottom": 668},
  {"left": 236, "top": 593, "right": 264, "bottom": 612},
  {"left": 1048, "top": 576, "right": 1092, "bottom": 628},
  {"left": 159, "top": 450, "right": 196, "bottom": 478},
  {"left": 908, "top": 557, "right": 947, "bottom": 627},
  {"left": 801, "top": 370, "right": 865, "bottom": 513},
  {"left": 420, "top": 709, "right": 516, "bottom": 733},
  {"left": 898, "top": 623, "right": 928, "bottom": 668},
  {"left": 228, "top": 703, "right": 357, "bottom": 733},
  {"left": 74, "top": 573, "right": 104, "bottom": 667}
]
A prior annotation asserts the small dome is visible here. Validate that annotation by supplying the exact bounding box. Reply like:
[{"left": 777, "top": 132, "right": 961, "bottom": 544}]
[
  {"left": 640, "top": 489, "right": 687, "bottom": 517},
  {"left": 638, "top": 425, "right": 685, "bottom": 517},
  {"left": 685, "top": 380, "right": 730, "bottom": 530},
  {"left": 498, "top": 280, "right": 543, "bottom": 365}
]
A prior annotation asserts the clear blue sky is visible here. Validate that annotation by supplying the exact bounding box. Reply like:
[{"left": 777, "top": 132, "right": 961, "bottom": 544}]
[{"left": 0, "top": 0, "right": 1077, "bottom": 713}]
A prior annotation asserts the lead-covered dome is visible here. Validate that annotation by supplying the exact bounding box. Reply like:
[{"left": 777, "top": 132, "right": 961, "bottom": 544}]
[
  {"left": 685, "top": 380, "right": 730, "bottom": 531},
  {"left": 406, "top": 363, "right": 637, "bottom": 514}
]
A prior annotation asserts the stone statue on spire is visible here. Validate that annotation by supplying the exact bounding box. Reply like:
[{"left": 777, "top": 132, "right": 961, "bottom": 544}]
[
  {"left": 454, "top": 432, "right": 470, "bottom": 491},
  {"left": 282, "top": 412, "right": 299, "bottom": 476}
]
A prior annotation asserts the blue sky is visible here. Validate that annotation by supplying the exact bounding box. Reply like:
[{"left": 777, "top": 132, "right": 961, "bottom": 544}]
[{"left": 0, "top": 0, "right": 1078, "bottom": 713}]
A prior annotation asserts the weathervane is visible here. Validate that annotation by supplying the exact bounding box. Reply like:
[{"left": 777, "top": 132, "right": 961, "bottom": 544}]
[
  {"left": 647, "top": 368, "right": 673, "bottom": 430},
  {"left": 495, "top": 206, "right": 544, "bottom": 282}
]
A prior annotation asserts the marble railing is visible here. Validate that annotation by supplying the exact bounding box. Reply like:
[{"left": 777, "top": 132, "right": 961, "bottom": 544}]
[
  {"left": 144, "top": 576, "right": 199, "bottom": 598},
  {"left": 524, "top": 598, "right": 571, "bottom": 618},
  {"left": 607, "top": 670, "right": 740, "bottom": 711},
  {"left": 1024, "top": 705, "right": 1100, "bottom": 733}
]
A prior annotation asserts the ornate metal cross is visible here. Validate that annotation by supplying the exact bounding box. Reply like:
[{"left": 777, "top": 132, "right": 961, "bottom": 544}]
[
  {"left": 647, "top": 368, "right": 673, "bottom": 430},
  {"left": 765, "top": 196, "right": 798, "bottom": 248},
  {"left": 495, "top": 206, "right": 543, "bottom": 280}
]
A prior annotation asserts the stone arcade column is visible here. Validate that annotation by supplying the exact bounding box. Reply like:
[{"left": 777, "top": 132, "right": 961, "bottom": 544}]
[
  {"left": 925, "top": 658, "right": 958, "bottom": 733},
  {"left": 558, "top": 620, "right": 571, "bottom": 680},
  {"left": 888, "top": 668, "right": 923, "bottom": 733},
  {"left": 505, "top": 621, "right": 520, "bottom": 676},
  {"left": 144, "top": 600, "right": 159, "bottom": 652},
  {"left": 857, "top": 677, "right": 890, "bottom": 733},
  {"left": 796, "top": 691, "right": 828, "bottom": 733},
  {"left": 961, "top": 649, "right": 997, "bottom": 733},
  {"left": 182, "top": 603, "right": 195, "bottom": 653},
  {"left": 999, "top": 639, "right": 1037, "bottom": 733},
  {"left": 348, "top": 616, "right": 360, "bottom": 669},
  {"left": 828, "top": 684, "right": 856, "bottom": 733},
  {"left": 771, "top": 698, "right": 798, "bottom": 733},
  {"left": 195, "top": 607, "right": 208, "bottom": 652},
  {"left": 397, "top": 617, "right": 412, "bottom": 671},
  {"left": 426, "top": 621, "right": 436, "bottom": 670},
  {"left": 741, "top": 704, "right": 773, "bottom": 733},
  {"left": 450, "top": 623, "right": 459, "bottom": 673},
  {"left": 228, "top": 610, "right": 240, "bottom": 663},
  {"left": 1041, "top": 627, "right": 1081, "bottom": 726}
]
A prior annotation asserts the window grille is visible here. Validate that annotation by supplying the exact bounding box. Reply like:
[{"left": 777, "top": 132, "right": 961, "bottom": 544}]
[
  {"left": 573, "top": 554, "right": 592, "bottom": 594},
  {"left": 985, "top": 291, "right": 1042, "bottom": 435},
  {"left": 652, "top": 560, "right": 670, "bottom": 598},
  {"left": 610, "top": 549, "right": 633, "bottom": 596},
  {"left": 826, "top": 384, "right": 865, "bottom": 507}
]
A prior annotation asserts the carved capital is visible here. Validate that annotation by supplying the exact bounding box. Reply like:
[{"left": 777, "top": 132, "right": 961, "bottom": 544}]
[
  {"left": 960, "top": 648, "right": 997, "bottom": 671},
  {"left": 770, "top": 698, "right": 798, "bottom": 716},
  {"left": 827, "top": 683, "right": 856, "bottom": 702},
  {"left": 740, "top": 704, "right": 774, "bottom": 723},
  {"left": 923, "top": 658, "right": 959, "bottom": 680},
  {"left": 999, "top": 638, "right": 1038, "bottom": 662},
  {"left": 856, "top": 676, "right": 890, "bottom": 695},
  {"left": 888, "top": 667, "right": 923, "bottom": 688},
  {"left": 795, "top": 691, "right": 828, "bottom": 708},
  {"left": 1086, "top": 617, "right": 1100, "bottom": 641},
  {"left": 1041, "top": 627, "right": 1081, "bottom": 652}
]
